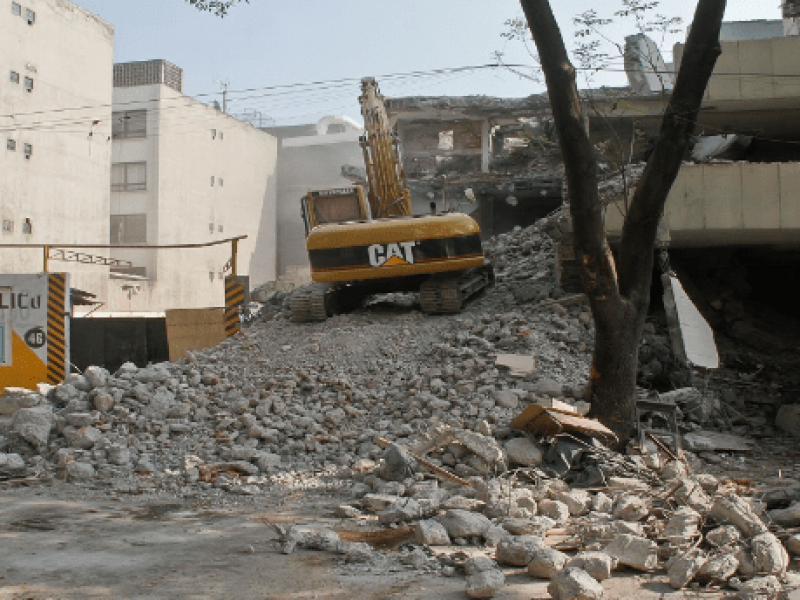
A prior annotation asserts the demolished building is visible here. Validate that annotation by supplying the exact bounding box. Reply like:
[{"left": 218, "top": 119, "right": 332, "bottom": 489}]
[{"left": 383, "top": 95, "right": 563, "bottom": 239}]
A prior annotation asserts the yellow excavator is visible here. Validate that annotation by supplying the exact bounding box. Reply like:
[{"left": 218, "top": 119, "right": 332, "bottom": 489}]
[{"left": 290, "top": 77, "right": 493, "bottom": 322}]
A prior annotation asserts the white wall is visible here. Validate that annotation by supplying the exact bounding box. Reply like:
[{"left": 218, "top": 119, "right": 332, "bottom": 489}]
[
  {"left": 106, "top": 84, "right": 278, "bottom": 312},
  {"left": 0, "top": 0, "right": 113, "bottom": 299}
]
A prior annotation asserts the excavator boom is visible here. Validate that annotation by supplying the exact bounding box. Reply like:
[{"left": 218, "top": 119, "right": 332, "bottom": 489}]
[{"left": 359, "top": 78, "right": 412, "bottom": 218}]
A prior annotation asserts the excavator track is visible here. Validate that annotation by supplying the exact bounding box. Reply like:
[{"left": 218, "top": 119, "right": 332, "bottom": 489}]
[
  {"left": 290, "top": 283, "right": 330, "bottom": 322},
  {"left": 419, "top": 265, "right": 493, "bottom": 315},
  {"left": 290, "top": 282, "right": 368, "bottom": 323}
]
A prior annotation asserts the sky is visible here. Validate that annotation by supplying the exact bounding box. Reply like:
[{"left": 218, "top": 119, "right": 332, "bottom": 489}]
[{"left": 72, "top": 0, "right": 769, "bottom": 126}]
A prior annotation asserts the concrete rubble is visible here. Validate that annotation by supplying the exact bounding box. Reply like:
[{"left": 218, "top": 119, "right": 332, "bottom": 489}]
[{"left": 2, "top": 215, "right": 800, "bottom": 598}]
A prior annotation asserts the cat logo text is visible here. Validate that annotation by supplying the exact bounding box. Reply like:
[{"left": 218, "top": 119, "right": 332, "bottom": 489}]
[{"left": 368, "top": 241, "right": 418, "bottom": 268}]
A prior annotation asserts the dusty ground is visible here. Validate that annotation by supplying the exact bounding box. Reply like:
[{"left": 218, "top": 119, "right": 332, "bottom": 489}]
[{"left": 0, "top": 483, "right": 765, "bottom": 600}]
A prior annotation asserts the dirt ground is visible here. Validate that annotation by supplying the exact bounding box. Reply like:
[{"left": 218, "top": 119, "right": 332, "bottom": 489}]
[{"left": 0, "top": 483, "right": 776, "bottom": 600}]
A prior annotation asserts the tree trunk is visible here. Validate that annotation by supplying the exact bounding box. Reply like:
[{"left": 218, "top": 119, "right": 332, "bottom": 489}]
[{"left": 520, "top": 0, "right": 725, "bottom": 441}]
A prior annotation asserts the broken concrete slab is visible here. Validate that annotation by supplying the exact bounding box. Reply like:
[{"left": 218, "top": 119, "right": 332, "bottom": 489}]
[
  {"left": 697, "top": 553, "right": 738, "bottom": 581},
  {"left": 705, "top": 524, "right": 740, "bottom": 547},
  {"left": 733, "top": 575, "right": 781, "bottom": 600},
  {"left": 527, "top": 547, "right": 569, "bottom": 579},
  {"left": 494, "top": 354, "right": 536, "bottom": 377},
  {"left": 683, "top": 430, "right": 753, "bottom": 452},
  {"left": 436, "top": 510, "right": 492, "bottom": 539},
  {"left": 612, "top": 495, "right": 650, "bottom": 522},
  {"left": 604, "top": 534, "right": 658, "bottom": 571},
  {"left": 710, "top": 494, "right": 768, "bottom": 538},
  {"left": 495, "top": 536, "right": 545, "bottom": 566},
  {"left": 663, "top": 506, "right": 701, "bottom": 545},
  {"left": 548, "top": 567, "right": 604, "bottom": 600},
  {"left": 554, "top": 489, "right": 592, "bottom": 517},
  {"left": 504, "top": 437, "right": 543, "bottom": 467},
  {"left": 750, "top": 532, "right": 789, "bottom": 576},
  {"left": 415, "top": 519, "right": 450, "bottom": 546},
  {"left": 465, "top": 569, "right": 505, "bottom": 599},
  {"left": 668, "top": 551, "right": 706, "bottom": 589},
  {"left": 566, "top": 551, "right": 615, "bottom": 581}
]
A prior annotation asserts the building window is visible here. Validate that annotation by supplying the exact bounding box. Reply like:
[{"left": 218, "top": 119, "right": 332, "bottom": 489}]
[
  {"left": 6, "top": 139, "right": 16, "bottom": 151},
  {"left": 24, "top": 77, "right": 33, "bottom": 92},
  {"left": 211, "top": 129, "right": 217, "bottom": 139},
  {"left": 21, "top": 218, "right": 31, "bottom": 234},
  {"left": 210, "top": 176, "right": 215, "bottom": 187},
  {"left": 24, "top": 8, "right": 33, "bottom": 23},
  {"left": 112, "top": 110, "right": 147, "bottom": 139},
  {"left": 110, "top": 265, "right": 147, "bottom": 278},
  {"left": 111, "top": 162, "right": 146, "bottom": 191},
  {"left": 23, "top": 143, "right": 31, "bottom": 159},
  {"left": 218, "top": 224, "right": 223, "bottom": 233},
  {"left": 209, "top": 222, "right": 214, "bottom": 233},
  {"left": 209, "top": 271, "right": 215, "bottom": 281},
  {"left": 110, "top": 214, "right": 147, "bottom": 245},
  {"left": 11, "top": 2, "right": 20, "bottom": 16},
  {"left": 2, "top": 220, "right": 13, "bottom": 233},
  {"left": 219, "top": 132, "right": 224, "bottom": 141},
  {"left": 218, "top": 178, "right": 224, "bottom": 187},
  {"left": 9, "top": 71, "right": 19, "bottom": 84}
]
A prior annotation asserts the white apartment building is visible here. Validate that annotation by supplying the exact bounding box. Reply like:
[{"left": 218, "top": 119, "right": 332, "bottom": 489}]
[
  {"left": 107, "top": 60, "right": 278, "bottom": 312},
  {"left": 0, "top": 0, "right": 114, "bottom": 298},
  {"left": 265, "top": 116, "right": 363, "bottom": 282}
]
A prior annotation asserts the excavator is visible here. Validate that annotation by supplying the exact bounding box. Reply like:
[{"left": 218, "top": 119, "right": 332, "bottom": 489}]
[{"left": 289, "top": 77, "right": 493, "bottom": 322}]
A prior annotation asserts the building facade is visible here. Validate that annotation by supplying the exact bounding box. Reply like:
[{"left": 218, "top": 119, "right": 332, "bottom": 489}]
[
  {"left": 265, "top": 116, "right": 362, "bottom": 282},
  {"left": 0, "top": 0, "right": 114, "bottom": 299},
  {"left": 107, "top": 60, "right": 278, "bottom": 312}
]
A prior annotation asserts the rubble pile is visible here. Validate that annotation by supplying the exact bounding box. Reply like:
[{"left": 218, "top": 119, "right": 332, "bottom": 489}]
[
  {"left": 268, "top": 419, "right": 798, "bottom": 598},
  {"left": 1, "top": 216, "right": 799, "bottom": 597}
]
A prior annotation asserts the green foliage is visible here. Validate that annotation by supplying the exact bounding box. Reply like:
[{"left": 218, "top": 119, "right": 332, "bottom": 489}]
[{"left": 185, "top": 0, "right": 248, "bottom": 17}]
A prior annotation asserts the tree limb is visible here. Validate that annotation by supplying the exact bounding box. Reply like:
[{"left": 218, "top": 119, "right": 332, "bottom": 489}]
[
  {"left": 617, "top": 0, "right": 725, "bottom": 299},
  {"left": 519, "top": 0, "right": 620, "bottom": 305}
]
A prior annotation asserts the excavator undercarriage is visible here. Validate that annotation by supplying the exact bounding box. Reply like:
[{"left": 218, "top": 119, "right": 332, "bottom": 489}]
[{"left": 290, "top": 264, "right": 494, "bottom": 323}]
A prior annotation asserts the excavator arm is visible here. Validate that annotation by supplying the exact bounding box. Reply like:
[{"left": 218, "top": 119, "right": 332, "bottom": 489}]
[{"left": 358, "top": 78, "right": 412, "bottom": 219}]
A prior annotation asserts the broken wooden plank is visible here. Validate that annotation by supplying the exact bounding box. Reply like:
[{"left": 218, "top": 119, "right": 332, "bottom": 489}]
[{"left": 510, "top": 405, "right": 618, "bottom": 443}]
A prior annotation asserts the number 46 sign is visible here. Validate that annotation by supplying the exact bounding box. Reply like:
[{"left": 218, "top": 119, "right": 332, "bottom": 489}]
[{"left": 24, "top": 327, "right": 46, "bottom": 349}]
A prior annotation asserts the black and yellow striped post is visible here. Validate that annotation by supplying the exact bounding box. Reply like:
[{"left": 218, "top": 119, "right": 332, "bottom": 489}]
[
  {"left": 47, "top": 273, "right": 68, "bottom": 384},
  {"left": 224, "top": 276, "right": 245, "bottom": 337}
]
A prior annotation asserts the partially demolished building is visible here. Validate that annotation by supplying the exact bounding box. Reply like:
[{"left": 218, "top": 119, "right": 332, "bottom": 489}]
[{"left": 383, "top": 96, "right": 563, "bottom": 238}]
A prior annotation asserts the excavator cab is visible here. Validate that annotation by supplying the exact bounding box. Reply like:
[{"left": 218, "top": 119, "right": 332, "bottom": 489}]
[{"left": 301, "top": 186, "right": 370, "bottom": 234}]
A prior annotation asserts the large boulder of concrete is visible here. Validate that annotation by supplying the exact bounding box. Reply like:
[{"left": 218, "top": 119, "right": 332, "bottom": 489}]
[
  {"left": 465, "top": 557, "right": 505, "bottom": 599},
  {"left": 612, "top": 495, "right": 650, "bottom": 521},
  {"left": 555, "top": 489, "right": 592, "bottom": 516},
  {"left": 710, "top": 494, "right": 767, "bottom": 538},
  {"left": 415, "top": 519, "right": 450, "bottom": 546},
  {"left": 83, "top": 366, "right": 110, "bottom": 389},
  {"left": 0, "top": 453, "right": 25, "bottom": 473},
  {"left": 604, "top": 534, "right": 658, "bottom": 571},
  {"left": 548, "top": 567, "right": 604, "bottom": 599},
  {"left": 566, "top": 552, "right": 615, "bottom": 581},
  {"left": 527, "top": 547, "right": 569, "bottom": 579},
  {"left": 436, "top": 510, "right": 492, "bottom": 539},
  {"left": 496, "top": 536, "right": 544, "bottom": 566},
  {"left": 12, "top": 405, "right": 54, "bottom": 448},
  {"left": 668, "top": 552, "right": 706, "bottom": 589},
  {"left": 505, "top": 437, "right": 543, "bottom": 466},
  {"left": 751, "top": 532, "right": 789, "bottom": 576}
]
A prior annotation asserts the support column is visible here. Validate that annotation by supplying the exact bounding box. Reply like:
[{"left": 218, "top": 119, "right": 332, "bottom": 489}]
[{"left": 480, "top": 119, "right": 491, "bottom": 173}]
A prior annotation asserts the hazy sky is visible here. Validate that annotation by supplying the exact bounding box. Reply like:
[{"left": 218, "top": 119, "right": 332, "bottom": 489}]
[{"left": 72, "top": 0, "right": 768, "bottom": 126}]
